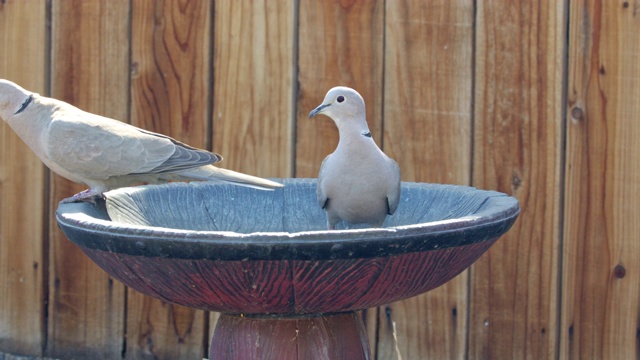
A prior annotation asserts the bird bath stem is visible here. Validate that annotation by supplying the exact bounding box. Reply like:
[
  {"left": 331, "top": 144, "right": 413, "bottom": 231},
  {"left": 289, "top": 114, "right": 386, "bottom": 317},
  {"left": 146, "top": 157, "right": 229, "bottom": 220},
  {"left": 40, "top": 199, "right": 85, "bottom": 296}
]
[
  {"left": 210, "top": 312, "right": 369, "bottom": 359},
  {"left": 56, "top": 179, "right": 519, "bottom": 359}
]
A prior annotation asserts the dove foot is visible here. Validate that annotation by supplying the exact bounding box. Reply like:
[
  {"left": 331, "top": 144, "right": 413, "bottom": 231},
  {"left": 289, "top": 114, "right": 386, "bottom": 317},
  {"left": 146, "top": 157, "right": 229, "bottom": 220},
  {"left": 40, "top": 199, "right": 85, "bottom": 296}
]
[{"left": 60, "top": 189, "right": 102, "bottom": 204}]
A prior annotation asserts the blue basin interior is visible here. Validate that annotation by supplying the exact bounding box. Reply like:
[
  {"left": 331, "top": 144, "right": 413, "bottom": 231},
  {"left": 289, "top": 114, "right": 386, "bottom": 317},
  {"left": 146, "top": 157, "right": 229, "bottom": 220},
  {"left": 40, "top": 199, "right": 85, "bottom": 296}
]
[{"left": 103, "top": 178, "right": 511, "bottom": 233}]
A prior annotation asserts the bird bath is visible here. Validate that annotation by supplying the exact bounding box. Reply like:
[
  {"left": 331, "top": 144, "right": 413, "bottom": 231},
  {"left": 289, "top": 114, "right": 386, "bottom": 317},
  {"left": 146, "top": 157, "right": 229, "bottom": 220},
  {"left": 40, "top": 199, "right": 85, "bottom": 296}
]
[{"left": 55, "top": 179, "right": 519, "bottom": 359}]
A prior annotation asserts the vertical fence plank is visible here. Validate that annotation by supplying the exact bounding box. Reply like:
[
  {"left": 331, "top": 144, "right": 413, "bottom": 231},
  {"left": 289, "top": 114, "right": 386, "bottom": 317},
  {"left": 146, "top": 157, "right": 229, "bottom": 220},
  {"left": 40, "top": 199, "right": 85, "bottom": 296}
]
[
  {"left": 379, "top": 1, "right": 474, "bottom": 359},
  {"left": 0, "top": 0, "right": 47, "bottom": 356},
  {"left": 212, "top": 0, "right": 295, "bottom": 351},
  {"left": 47, "top": 1, "right": 129, "bottom": 357},
  {"left": 127, "top": 1, "right": 211, "bottom": 358},
  {"left": 561, "top": 1, "right": 640, "bottom": 358},
  {"left": 296, "top": 2, "right": 384, "bottom": 353},
  {"left": 470, "top": 1, "right": 566, "bottom": 359},
  {"left": 296, "top": 0, "right": 384, "bottom": 178},
  {"left": 208, "top": 311, "right": 221, "bottom": 354},
  {"left": 213, "top": 0, "right": 295, "bottom": 179}
]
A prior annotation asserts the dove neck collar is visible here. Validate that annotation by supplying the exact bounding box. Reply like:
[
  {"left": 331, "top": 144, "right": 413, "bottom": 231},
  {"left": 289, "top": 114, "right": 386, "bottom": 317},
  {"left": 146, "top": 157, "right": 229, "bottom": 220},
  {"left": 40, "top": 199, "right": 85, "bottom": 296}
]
[
  {"left": 334, "top": 116, "right": 370, "bottom": 137},
  {"left": 14, "top": 94, "right": 33, "bottom": 115}
]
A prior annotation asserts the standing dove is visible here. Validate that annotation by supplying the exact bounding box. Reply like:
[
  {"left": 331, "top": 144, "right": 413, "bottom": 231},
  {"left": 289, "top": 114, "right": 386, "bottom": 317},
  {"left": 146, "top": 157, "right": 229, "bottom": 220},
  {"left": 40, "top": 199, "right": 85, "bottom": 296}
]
[
  {"left": 0, "top": 79, "right": 282, "bottom": 203},
  {"left": 309, "top": 86, "right": 401, "bottom": 230}
]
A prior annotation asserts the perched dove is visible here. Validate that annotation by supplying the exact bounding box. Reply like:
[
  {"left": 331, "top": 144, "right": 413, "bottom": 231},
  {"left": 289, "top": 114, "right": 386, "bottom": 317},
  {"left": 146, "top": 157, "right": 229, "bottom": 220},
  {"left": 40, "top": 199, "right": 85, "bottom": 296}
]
[
  {"left": 0, "top": 79, "right": 282, "bottom": 203},
  {"left": 309, "top": 86, "right": 401, "bottom": 230}
]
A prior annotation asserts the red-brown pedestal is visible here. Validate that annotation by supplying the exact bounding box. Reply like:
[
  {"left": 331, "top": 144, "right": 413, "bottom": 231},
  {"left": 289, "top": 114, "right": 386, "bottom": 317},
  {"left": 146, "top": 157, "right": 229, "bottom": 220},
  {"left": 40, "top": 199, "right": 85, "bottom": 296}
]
[{"left": 210, "top": 313, "right": 369, "bottom": 360}]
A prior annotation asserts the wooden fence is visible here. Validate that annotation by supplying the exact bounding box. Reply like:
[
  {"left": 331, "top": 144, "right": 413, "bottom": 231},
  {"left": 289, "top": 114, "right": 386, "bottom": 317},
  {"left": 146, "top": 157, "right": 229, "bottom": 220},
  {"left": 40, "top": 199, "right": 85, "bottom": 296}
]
[{"left": 0, "top": 0, "right": 638, "bottom": 359}]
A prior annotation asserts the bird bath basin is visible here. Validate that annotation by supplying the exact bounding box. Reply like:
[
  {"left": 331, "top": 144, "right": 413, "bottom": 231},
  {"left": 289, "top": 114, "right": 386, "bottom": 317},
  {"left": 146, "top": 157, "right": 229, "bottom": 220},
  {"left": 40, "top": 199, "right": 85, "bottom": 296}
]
[{"left": 56, "top": 179, "right": 519, "bottom": 359}]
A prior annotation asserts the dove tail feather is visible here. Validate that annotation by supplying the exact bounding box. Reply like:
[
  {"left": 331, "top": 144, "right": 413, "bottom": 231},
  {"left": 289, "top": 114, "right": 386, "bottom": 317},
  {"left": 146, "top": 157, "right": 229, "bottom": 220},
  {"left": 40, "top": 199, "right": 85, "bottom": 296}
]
[{"left": 174, "top": 165, "right": 283, "bottom": 190}]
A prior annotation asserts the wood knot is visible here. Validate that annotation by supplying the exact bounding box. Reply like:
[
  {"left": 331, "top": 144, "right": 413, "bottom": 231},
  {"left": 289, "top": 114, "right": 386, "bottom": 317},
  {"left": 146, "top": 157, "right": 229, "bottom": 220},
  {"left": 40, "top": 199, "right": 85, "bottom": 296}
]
[
  {"left": 512, "top": 173, "right": 522, "bottom": 190},
  {"left": 614, "top": 264, "right": 626, "bottom": 278},
  {"left": 130, "top": 62, "right": 139, "bottom": 77},
  {"left": 623, "top": 1, "right": 630, "bottom": 8},
  {"left": 339, "top": 0, "right": 357, "bottom": 10},
  {"left": 571, "top": 107, "right": 584, "bottom": 121}
]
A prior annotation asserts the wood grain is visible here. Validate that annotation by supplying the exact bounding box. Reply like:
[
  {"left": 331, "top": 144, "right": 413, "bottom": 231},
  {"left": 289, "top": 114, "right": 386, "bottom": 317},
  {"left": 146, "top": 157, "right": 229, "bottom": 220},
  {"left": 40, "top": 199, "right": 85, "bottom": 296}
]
[
  {"left": 128, "top": 1, "right": 211, "bottom": 358},
  {"left": 561, "top": 1, "right": 640, "bottom": 358},
  {"left": 470, "top": 1, "right": 565, "bottom": 359},
  {"left": 296, "top": 0, "right": 384, "bottom": 178},
  {"left": 0, "top": 0, "right": 47, "bottom": 355},
  {"left": 47, "top": 1, "right": 129, "bottom": 357},
  {"left": 213, "top": 1, "right": 294, "bottom": 178},
  {"left": 379, "top": 1, "right": 474, "bottom": 359}
]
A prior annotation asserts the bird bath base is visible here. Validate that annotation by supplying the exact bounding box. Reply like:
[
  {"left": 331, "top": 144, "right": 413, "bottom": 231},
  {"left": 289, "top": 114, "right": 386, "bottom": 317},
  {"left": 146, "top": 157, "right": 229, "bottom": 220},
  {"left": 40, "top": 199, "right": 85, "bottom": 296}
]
[
  {"left": 55, "top": 179, "right": 519, "bottom": 359},
  {"left": 210, "top": 312, "right": 369, "bottom": 360}
]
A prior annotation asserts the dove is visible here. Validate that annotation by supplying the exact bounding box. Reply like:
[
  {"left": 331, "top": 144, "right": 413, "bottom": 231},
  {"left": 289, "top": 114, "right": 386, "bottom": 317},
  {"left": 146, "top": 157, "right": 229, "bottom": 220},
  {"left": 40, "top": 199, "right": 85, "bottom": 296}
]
[
  {"left": 309, "top": 86, "right": 401, "bottom": 230},
  {"left": 0, "top": 79, "right": 282, "bottom": 203}
]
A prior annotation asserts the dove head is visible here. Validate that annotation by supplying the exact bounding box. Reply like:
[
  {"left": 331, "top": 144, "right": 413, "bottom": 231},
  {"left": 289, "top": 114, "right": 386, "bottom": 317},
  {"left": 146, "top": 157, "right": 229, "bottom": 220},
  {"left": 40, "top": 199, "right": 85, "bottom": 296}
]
[
  {"left": 308, "top": 86, "right": 366, "bottom": 124},
  {"left": 0, "top": 79, "right": 33, "bottom": 122}
]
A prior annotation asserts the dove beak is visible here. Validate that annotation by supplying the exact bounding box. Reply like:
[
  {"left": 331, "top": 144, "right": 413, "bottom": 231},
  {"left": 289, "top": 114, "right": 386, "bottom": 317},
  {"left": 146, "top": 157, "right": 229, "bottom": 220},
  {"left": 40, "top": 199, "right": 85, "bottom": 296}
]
[{"left": 309, "top": 103, "right": 331, "bottom": 118}]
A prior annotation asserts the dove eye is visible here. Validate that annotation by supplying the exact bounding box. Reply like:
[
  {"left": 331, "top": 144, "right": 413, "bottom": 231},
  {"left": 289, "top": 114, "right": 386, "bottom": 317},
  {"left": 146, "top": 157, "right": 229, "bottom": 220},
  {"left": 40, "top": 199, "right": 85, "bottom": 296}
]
[{"left": 337, "top": 96, "right": 345, "bottom": 103}]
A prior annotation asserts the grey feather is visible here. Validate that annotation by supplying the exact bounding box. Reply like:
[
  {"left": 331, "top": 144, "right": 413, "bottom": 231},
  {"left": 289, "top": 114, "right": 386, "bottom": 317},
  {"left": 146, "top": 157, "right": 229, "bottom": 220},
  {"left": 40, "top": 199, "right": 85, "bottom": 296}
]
[{"left": 0, "top": 79, "right": 283, "bottom": 203}]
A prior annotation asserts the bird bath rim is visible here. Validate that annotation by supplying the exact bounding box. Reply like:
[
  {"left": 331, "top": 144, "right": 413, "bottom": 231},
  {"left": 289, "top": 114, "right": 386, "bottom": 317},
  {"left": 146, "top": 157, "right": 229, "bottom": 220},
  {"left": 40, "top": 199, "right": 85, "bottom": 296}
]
[{"left": 55, "top": 179, "right": 520, "bottom": 261}]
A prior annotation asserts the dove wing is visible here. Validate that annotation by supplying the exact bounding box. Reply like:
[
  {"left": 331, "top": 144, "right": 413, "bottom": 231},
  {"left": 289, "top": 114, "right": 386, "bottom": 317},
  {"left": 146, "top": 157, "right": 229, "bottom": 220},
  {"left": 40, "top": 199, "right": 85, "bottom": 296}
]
[
  {"left": 46, "top": 113, "right": 219, "bottom": 180},
  {"left": 385, "top": 158, "right": 402, "bottom": 215},
  {"left": 316, "top": 155, "right": 331, "bottom": 209}
]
